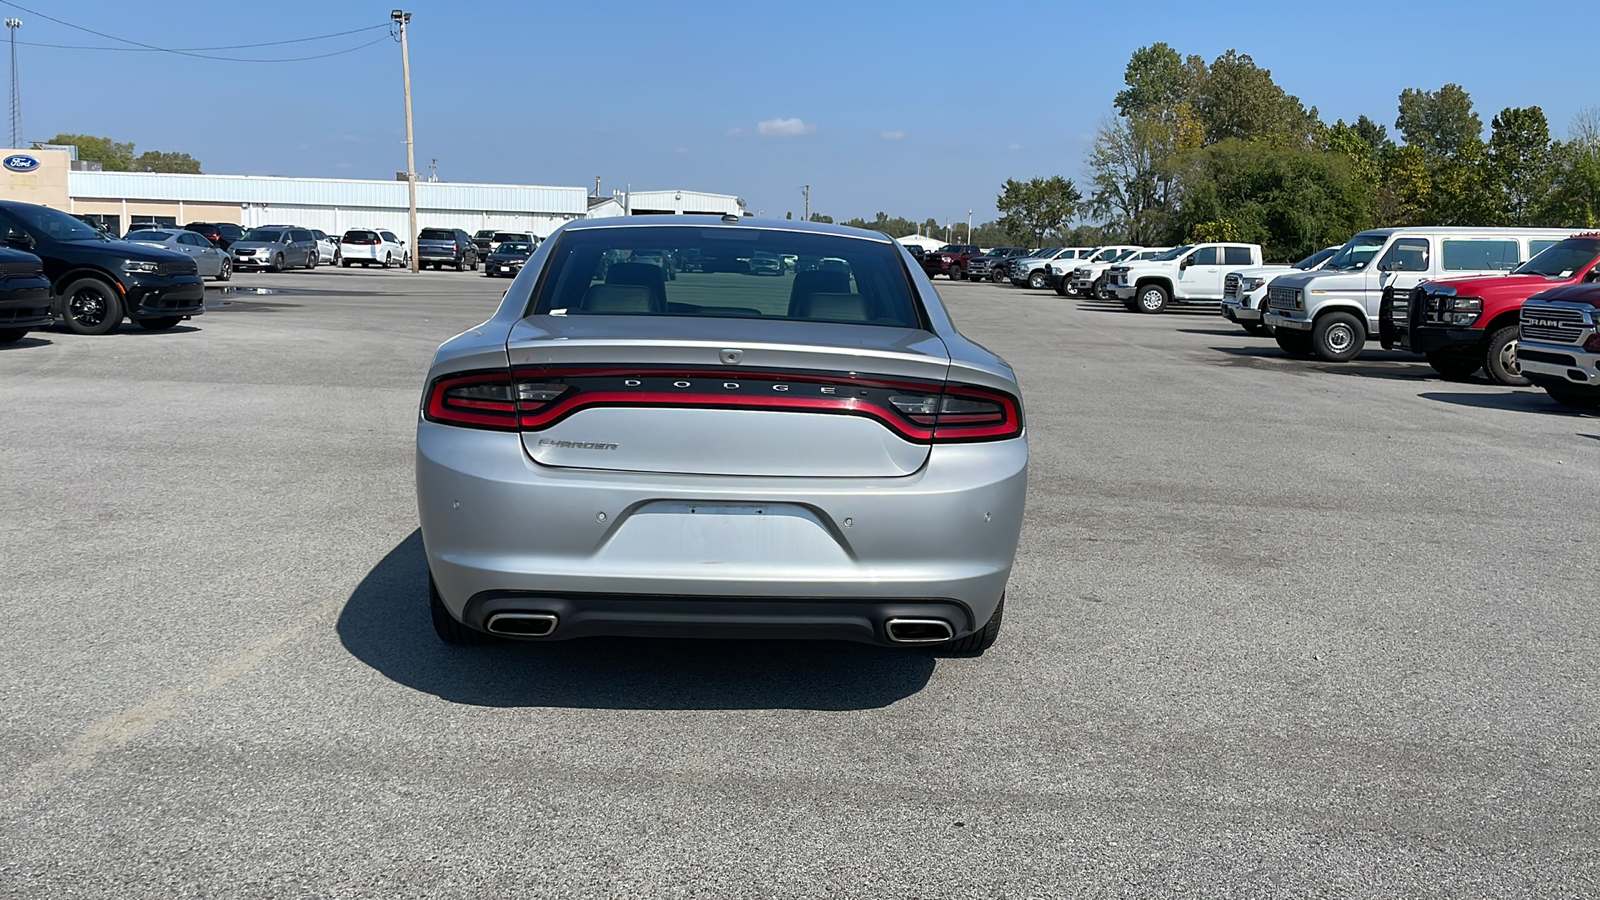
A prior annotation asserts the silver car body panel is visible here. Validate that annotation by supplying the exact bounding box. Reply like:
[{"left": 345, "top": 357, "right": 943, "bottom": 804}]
[{"left": 416, "top": 217, "right": 1028, "bottom": 644}]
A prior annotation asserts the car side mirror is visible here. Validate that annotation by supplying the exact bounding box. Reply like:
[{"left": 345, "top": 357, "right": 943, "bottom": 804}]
[
  {"left": 1586, "top": 268, "right": 1600, "bottom": 284},
  {"left": 1179, "top": 256, "right": 1193, "bottom": 268},
  {"left": 4, "top": 232, "right": 33, "bottom": 249}
]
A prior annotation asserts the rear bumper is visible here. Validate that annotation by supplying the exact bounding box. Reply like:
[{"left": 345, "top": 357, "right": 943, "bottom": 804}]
[
  {"left": 461, "top": 592, "right": 977, "bottom": 645},
  {"left": 416, "top": 423, "right": 1027, "bottom": 642}
]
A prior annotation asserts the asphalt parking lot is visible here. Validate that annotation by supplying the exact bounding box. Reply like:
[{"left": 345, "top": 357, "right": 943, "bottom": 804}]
[{"left": 2, "top": 268, "right": 1597, "bottom": 898}]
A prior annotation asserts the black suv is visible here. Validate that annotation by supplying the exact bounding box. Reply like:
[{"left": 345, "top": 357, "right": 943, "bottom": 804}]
[
  {"left": 0, "top": 245, "right": 52, "bottom": 345},
  {"left": 417, "top": 227, "right": 479, "bottom": 271},
  {"left": 0, "top": 200, "right": 204, "bottom": 334},
  {"left": 966, "top": 247, "right": 1030, "bottom": 283}
]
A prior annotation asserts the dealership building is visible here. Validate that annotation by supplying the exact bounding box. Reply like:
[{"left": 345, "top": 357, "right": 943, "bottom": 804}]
[{"left": 0, "top": 147, "right": 744, "bottom": 238}]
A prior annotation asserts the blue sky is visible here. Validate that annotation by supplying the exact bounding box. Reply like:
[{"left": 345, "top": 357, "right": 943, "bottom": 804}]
[{"left": 17, "top": 0, "right": 1600, "bottom": 225}]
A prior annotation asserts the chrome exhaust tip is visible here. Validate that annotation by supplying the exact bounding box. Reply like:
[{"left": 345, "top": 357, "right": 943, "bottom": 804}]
[
  {"left": 884, "top": 617, "right": 954, "bottom": 644},
  {"left": 484, "top": 612, "right": 559, "bottom": 637}
]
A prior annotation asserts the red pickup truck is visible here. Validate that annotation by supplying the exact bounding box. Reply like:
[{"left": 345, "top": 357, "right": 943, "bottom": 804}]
[
  {"left": 1381, "top": 233, "right": 1600, "bottom": 384},
  {"left": 920, "top": 244, "right": 982, "bottom": 280}
]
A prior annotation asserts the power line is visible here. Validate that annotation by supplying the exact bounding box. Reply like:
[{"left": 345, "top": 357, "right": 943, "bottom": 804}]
[
  {"left": 13, "top": 22, "right": 388, "bottom": 53},
  {"left": 0, "top": 2, "right": 387, "bottom": 62}
]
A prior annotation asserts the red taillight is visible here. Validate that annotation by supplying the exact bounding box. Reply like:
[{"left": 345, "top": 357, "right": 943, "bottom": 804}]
[
  {"left": 424, "top": 371, "right": 520, "bottom": 430},
  {"left": 425, "top": 367, "right": 1022, "bottom": 443},
  {"left": 928, "top": 385, "right": 1023, "bottom": 441}
]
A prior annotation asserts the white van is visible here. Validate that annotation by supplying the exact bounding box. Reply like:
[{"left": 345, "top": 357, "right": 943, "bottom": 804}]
[{"left": 1264, "top": 227, "right": 1579, "bottom": 362}]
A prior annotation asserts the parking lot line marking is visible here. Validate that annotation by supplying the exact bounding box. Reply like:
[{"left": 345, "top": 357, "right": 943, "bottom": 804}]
[{"left": 11, "top": 624, "right": 310, "bottom": 809}]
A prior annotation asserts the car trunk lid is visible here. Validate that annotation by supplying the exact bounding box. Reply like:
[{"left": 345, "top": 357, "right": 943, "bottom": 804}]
[{"left": 505, "top": 315, "right": 952, "bottom": 477}]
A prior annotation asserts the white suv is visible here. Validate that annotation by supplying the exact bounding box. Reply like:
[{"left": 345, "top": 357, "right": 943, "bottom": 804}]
[
  {"left": 340, "top": 228, "right": 410, "bottom": 268},
  {"left": 1106, "top": 243, "right": 1263, "bottom": 313}
]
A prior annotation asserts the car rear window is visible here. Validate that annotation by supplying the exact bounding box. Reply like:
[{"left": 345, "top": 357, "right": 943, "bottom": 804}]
[
  {"left": 492, "top": 232, "right": 527, "bottom": 242},
  {"left": 343, "top": 230, "right": 379, "bottom": 241},
  {"left": 530, "top": 225, "right": 924, "bottom": 328},
  {"left": 419, "top": 228, "right": 455, "bottom": 240}
]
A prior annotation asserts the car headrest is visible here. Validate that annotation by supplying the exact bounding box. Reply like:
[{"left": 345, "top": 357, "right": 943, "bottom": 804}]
[
  {"left": 578, "top": 284, "right": 659, "bottom": 314},
  {"left": 793, "top": 292, "right": 869, "bottom": 322},
  {"left": 606, "top": 262, "right": 665, "bottom": 288},
  {"left": 788, "top": 270, "right": 852, "bottom": 316}
]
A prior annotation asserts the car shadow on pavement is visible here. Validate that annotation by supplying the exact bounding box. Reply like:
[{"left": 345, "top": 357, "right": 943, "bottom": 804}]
[
  {"left": 0, "top": 335, "right": 50, "bottom": 350},
  {"left": 336, "top": 531, "right": 937, "bottom": 710},
  {"left": 1208, "top": 346, "right": 1437, "bottom": 381},
  {"left": 1419, "top": 389, "right": 1587, "bottom": 415}
]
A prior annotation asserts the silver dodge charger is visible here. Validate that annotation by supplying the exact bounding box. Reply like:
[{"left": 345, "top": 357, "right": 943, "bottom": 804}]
[{"left": 416, "top": 217, "right": 1027, "bottom": 653}]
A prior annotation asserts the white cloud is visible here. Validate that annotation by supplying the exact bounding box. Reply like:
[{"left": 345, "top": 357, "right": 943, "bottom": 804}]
[
  {"left": 757, "top": 118, "right": 817, "bottom": 137},
  {"left": 881, "top": 130, "right": 906, "bottom": 141}
]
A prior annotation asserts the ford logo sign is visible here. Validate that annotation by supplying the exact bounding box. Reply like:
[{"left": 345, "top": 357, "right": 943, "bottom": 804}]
[{"left": 3, "top": 154, "right": 38, "bottom": 172}]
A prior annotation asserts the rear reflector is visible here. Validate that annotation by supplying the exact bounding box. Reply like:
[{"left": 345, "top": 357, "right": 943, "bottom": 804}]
[{"left": 423, "top": 367, "right": 1022, "bottom": 442}]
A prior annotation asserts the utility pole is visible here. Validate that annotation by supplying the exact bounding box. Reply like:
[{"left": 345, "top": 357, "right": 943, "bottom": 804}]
[
  {"left": 967, "top": 209, "right": 973, "bottom": 244},
  {"left": 392, "top": 9, "right": 418, "bottom": 273},
  {"left": 801, "top": 184, "right": 810, "bottom": 222},
  {"left": 428, "top": 157, "right": 437, "bottom": 183},
  {"left": 4, "top": 18, "right": 19, "bottom": 149}
]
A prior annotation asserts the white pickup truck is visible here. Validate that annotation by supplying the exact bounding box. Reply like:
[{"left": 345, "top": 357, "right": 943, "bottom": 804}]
[
  {"left": 1106, "top": 243, "right": 1264, "bottom": 313},
  {"left": 1065, "top": 246, "right": 1168, "bottom": 298},
  {"left": 1219, "top": 246, "right": 1340, "bottom": 335}
]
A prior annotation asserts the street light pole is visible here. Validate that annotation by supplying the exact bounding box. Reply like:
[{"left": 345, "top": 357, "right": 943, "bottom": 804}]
[
  {"left": 393, "top": 10, "right": 418, "bottom": 273},
  {"left": 5, "top": 18, "right": 19, "bottom": 149}
]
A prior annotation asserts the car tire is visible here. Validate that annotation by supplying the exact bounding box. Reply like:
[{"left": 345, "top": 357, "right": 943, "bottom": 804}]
[
  {"left": 1482, "top": 325, "right": 1530, "bottom": 387},
  {"left": 1028, "top": 271, "right": 1047, "bottom": 289},
  {"left": 455, "top": 255, "right": 466, "bottom": 272},
  {"left": 58, "top": 277, "right": 123, "bottom": 335},
  {"left": 990, "top": 268, "right": 1006, "bottom": 284},
  {"left": 270, "top": 254, "right": 285, "bottom": 273},
  {"left": 951, "top": 268, "right": 965, "bottom": 281},
  {"left": 430, "top": 576, "right": 494, "bottom": 646},
  {"left": 1546, "top": 388, "right": 1600, "bottom": 409},
  {"left": 1135, "top": 283, "right": 1169, "bottom": 313},
  {"left": 137, "top": 316, "right": 182, "bottom": 330},
  {"left": 217, "top": 256, "right": 232, "bottom": 282},
  {"left": 1426, "top": 350, "right": 1481, "bottom": 380},
  {"left": 1275, "top": 329, "right": 1315, "bottom": 358},
  {"left": 470, "top": 254, "right": 478, "bottom": 272},
  {"left": 305, "top": 252, "right": 317, "bottom": 270},
  {"left": 1120, "top": 298, "right": 1138, "bottom": 312},
  {"left": 1311, "top": 311, "right": 1365, "bottom": 362},
  {"left": 1241, "top": 320, "right": 1267, "bottom": 336},
  {"left": 341, "top": 259, "right": 351, "bottom": 268},
  {"left": 1091, "top": 275, "right": 1107, "bottom": 299},
  {"left": 383, "top": 252, "right": 394, "bottom": 268},
  {"left": 943, "top": 594, "right": 1004, "bottom": 655},
  {"left": 0, "top": 327, "right": 25, "bottom": 344}
]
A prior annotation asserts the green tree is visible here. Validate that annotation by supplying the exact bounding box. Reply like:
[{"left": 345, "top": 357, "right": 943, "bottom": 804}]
[
  {"left": 1198, "top": 50, "right": 1320, "bottom": 148},
  {"left": 807, "top": 213, "right": 833, "bottom": 224},
  {"left": 1487, "top": 106, "right": 1553, "bottom": 224},
  {"left": 47, "top": 133, "right": 134, "bottom": 171},
  {"left": 1086, "top": 113, "right": 1197, "bottom": 245},
  {"left": 1113, "top": 43, "right": 1203, "bottom": 121},
  {"left": 1175, "top": 140, "right": 1371, "bottom": 260},
  {"left": 995, "top": 176, "right": 1083, "bottom": 246},
  {"left": 131, "top": 150, "right": 202, "bottom": 174},
  {"left": 1376, "top": 144, "right": 1432, "bottom": 226},
  {"left": 1396, "top": 84, "right": 1482, "bottom": 159}
]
